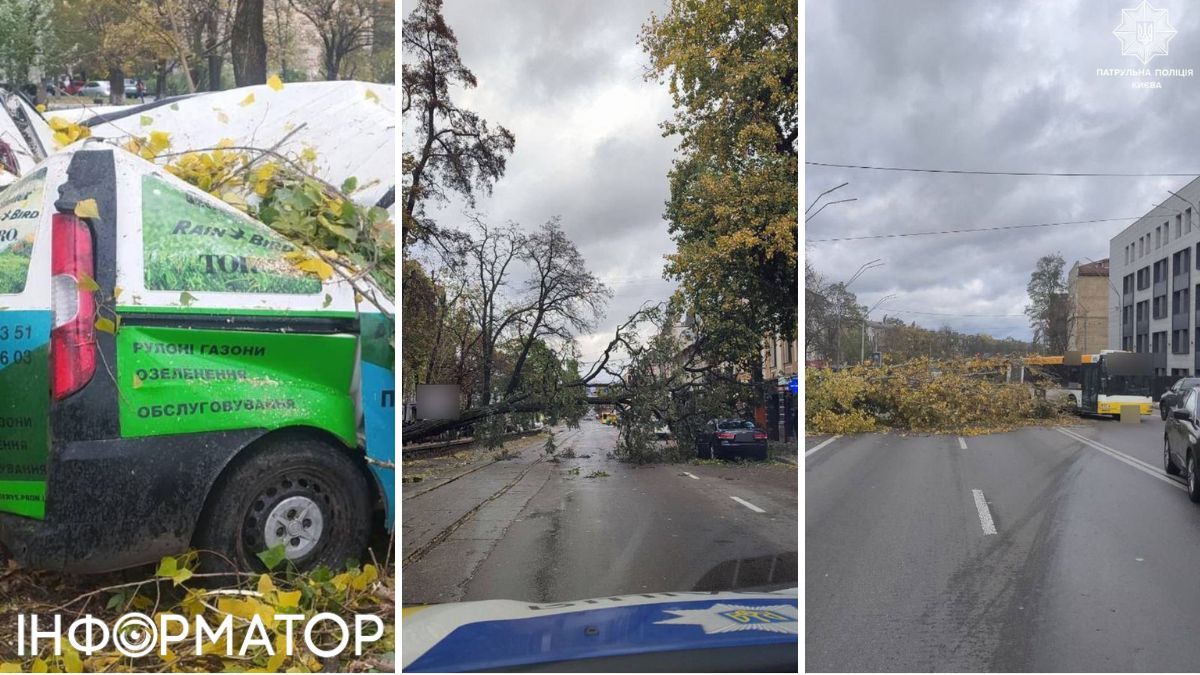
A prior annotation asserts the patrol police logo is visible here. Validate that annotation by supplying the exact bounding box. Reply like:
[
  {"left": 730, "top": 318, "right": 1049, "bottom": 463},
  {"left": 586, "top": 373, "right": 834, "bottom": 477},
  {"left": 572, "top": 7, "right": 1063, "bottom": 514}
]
[
  {"left": 1113, "top": 0, "right": 1176, "bottom": 65},
  {"left": 654, "top": 603, "right": 798, "bottom": 635}
]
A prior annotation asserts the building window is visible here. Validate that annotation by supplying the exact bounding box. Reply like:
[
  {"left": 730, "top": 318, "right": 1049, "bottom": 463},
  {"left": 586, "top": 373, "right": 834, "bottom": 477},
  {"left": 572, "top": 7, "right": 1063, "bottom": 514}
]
[
  {"left": 1178, "top": 214, "right": 1183, "bottom": 238},
  {"left": 1188, "top": 208, "right": 1194, "bottom": 234},
  {"left": 785, "top": 340, "right": 793, "bottom": 363}
]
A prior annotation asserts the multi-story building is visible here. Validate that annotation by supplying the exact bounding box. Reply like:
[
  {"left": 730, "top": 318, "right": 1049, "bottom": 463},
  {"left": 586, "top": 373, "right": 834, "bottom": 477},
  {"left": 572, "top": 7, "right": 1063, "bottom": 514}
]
[
  {"left": 1067, "top": 258, "right": 1110, "bottom": 354},
  {"left": 1109, "top": 180, "right": 1200, "bottom": 375}
]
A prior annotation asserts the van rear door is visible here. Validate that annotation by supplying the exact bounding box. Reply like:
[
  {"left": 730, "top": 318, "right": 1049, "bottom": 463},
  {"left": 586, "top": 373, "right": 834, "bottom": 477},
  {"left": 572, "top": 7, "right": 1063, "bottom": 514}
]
[{"left": 0, "top": 166, "right": 54, "bottom": 518}]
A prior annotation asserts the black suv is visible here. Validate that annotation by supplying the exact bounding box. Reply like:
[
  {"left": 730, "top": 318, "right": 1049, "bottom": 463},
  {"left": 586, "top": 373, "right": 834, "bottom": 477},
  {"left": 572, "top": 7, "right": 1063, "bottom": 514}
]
[
  {"left": 1161, "top": 378, "right": 1200, "bottom": 420},
  {"left": 1164, "top": 386, "right": 1200, "bottom": 500}
]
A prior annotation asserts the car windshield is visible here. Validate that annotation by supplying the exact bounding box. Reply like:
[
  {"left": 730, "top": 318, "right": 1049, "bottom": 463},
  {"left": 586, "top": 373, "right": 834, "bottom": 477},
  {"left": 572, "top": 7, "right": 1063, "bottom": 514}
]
[{"left": 717, "top": 420, "right": 756, "bottom": 430}]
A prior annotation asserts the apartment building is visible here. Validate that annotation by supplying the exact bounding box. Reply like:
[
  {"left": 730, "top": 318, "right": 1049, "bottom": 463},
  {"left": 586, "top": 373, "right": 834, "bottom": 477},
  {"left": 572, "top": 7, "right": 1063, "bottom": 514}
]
[
  {"left": 1109, "top": 177, "right": 1200, "bottom": 375},
  {"left": 1066, "top": 258, "right": 1110, "bottom": 354}
]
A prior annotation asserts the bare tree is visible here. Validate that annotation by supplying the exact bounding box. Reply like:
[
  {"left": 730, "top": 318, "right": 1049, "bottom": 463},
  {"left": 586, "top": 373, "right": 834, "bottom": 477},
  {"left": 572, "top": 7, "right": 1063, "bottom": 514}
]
[
  {"left": 231, "top": 0, "right": 267, "bottom": 85},
  {"left": 504, "top": 218, "right": 611, "bottom": 396},
  {"left": 290, "top": 0, "right": 374, "bottom": 80},
  {"left": 401, "top": 0, "right": 515, "bottom": 250}
]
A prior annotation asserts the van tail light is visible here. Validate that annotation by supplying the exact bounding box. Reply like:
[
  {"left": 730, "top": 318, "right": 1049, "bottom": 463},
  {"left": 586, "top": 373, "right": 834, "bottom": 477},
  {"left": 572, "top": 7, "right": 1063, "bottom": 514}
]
[
  {"left": 716, "top": 432, "right": 735, "bottom": 440},
  {"left": 753, "top": 432, "right": 768, "bottom": 440},
  {"left": 49, "top": 212, "right": 96, "bottom": 400}
]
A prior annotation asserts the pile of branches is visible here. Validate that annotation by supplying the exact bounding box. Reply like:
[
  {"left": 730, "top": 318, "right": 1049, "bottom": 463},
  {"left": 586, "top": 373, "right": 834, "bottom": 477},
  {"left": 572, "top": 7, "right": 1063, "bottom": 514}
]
[{"left": 806, "top": 356, "right": 1063, "bottom": 435}]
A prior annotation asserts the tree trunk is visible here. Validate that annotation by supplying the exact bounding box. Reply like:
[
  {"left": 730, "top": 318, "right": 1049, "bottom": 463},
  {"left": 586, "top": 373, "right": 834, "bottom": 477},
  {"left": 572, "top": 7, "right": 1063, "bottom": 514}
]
[
  {"left": 108, "top": 68, "right": 125, "bottom": 105},
  {"left": 155, "top": 60, "right": 167, "bottom": 98},
  {"left": 231, "top": 0, "right": 268, "bottom": 86},
  {"left": 206, "top": 11, "right": 222, "bottom": 91}
]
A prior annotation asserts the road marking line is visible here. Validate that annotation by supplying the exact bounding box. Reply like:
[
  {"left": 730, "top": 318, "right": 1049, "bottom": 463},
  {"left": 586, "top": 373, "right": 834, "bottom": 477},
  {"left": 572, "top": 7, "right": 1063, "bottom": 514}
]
[
  {"left": 971, "top": 489, "right": 997, "bottom": 535},
  {"left": 1055, "top": 427, "right": 1184, "bottom": 491},
  {"left": 958, "top": 436, "right": 968, "bottom": 450},
  {"left": 806, "top": 435, "right": 841, "bottom": 457},
  {"left": 682, "top": 472, "right": 700, "bottom": 480},
  {"left": 730, "top": 496, "right": 766, "bottom": 513}
]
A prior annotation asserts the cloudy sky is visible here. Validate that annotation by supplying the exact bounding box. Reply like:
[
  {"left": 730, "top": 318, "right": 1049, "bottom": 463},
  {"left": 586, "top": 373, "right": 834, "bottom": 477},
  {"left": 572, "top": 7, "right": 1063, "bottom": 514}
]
[
  {"left": 806, "top": 0, "right": 1200, "bottom": 341},
  {"left": 413, "top": 0, "right": 676, "bottom": 372}
]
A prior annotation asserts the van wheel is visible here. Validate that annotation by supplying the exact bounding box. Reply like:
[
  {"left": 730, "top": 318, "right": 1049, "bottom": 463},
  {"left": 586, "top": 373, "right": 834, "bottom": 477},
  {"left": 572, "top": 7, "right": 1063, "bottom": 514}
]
[{"left": 194, "top": 436, "right": 371, "bottom": 573}]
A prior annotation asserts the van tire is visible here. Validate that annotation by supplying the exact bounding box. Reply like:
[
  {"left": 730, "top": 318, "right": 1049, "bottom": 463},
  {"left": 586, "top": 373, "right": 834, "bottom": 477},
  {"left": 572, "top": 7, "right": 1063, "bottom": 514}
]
[{"left": 193, "top": 436, "right": 371, "bottom": 574}]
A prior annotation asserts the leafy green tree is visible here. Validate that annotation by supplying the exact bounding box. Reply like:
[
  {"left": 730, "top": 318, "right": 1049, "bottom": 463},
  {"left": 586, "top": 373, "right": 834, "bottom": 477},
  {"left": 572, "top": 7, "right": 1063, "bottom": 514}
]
[
  {"left": 641, "top": 0, "right": 797, "bottom": 369},
  {"left": 0, "top": 1, "right": 53, "bottom": 89},
  {"left": 1026, "top": 253, "right": 1070, "bottom": 353}
]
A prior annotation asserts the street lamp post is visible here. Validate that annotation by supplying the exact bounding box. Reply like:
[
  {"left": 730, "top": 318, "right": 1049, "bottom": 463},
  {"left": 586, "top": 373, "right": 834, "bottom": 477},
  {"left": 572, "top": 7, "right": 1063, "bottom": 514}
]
[
  {"left": 835, "top": 259, "right": 883, "bottom": 366},
  {"left": 862, "top": 294, "right": 896, "bottom": 363}
]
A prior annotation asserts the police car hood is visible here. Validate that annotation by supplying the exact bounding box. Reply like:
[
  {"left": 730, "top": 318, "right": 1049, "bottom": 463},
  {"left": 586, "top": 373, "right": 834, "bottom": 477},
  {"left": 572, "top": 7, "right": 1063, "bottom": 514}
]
[{"left": 401, "top": 588, "right": 798, "bottom": 672}]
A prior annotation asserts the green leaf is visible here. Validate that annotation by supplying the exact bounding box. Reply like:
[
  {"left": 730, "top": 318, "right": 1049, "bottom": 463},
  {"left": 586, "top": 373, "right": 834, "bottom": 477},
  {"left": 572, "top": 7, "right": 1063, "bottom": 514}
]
[
  {"left": 105, "top": 591, "right": 126, "bottom": 611},
  {"left": 139, "top": 115, "right": 153, "bottom": 127},
  {"left": 156, "top": 555, "right": 193, "bottom": 586},
  {"left": 257, "top": 543, "right": 287, "bottom": 571},
  {"left": 341, "top": 176, "right": 358, "bottom": 193},
  {"left": 179, "top": 291, "right": 197, "bottom": 307}
]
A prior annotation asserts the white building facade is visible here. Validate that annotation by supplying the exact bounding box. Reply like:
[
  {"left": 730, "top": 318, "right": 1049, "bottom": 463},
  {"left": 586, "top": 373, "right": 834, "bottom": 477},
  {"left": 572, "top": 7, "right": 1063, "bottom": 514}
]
[{"left": 1109, "top": 175, "right": 1200, "bottom": 375}]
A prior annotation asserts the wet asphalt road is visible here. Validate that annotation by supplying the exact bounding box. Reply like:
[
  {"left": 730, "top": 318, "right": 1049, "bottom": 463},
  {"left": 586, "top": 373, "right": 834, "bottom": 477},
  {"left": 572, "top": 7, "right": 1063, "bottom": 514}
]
[
  {"left": 402, "top": 420, "right": 797, "bottom": 605},
  {"left": 806, "top": 416, "right": 1200, "bottom": 672}
]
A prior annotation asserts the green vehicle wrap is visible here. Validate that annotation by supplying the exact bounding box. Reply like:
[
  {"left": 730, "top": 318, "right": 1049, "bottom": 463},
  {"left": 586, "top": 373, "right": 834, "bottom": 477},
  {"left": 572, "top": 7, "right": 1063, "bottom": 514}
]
[
  {"left": 0, "top": 311, "right": 50, "bottom": 519},
  {"left": 115, "top": 324, "right": 358, "bottom": 446}
]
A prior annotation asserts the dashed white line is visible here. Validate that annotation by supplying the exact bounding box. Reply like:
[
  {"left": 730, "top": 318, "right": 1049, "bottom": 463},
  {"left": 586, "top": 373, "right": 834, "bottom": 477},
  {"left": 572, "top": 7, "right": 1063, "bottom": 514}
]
[
  {"left": 682, "top": 471, "right": 700, "bottom": 480},
  {"left": 958, "top": 436, "right": 968, "bottom": 450},
  {"left": 730, "top": 496, "right": 766, "bottom": 513},
  {"left": 1055, "top": 427, "right": 1184, "bottom": 491},
  {"left": 971, "top": 489, "right": 997, "bottom": 535},
  {"left": 806, "top": 435, "right": 842, "bottom": 457}
]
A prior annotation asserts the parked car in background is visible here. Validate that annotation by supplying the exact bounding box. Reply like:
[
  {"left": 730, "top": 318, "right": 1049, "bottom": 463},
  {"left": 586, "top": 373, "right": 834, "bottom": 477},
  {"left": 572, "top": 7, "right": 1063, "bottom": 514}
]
[
  {"left": 1164, "top": 386, "right": 1200, "bottom": 501},
  {"left": 697, "top": 419, "right": 769, "bottom": 461},
  {"left": 1161, "top": 377, "right": 1200, "bottom": 419},
  {"left": 78, "top": 81, "right": 110, "bottom": 98}
]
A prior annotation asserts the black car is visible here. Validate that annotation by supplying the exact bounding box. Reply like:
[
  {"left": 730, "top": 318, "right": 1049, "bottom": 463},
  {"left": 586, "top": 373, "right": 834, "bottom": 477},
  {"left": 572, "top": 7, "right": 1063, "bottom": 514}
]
[
  {"left": 1164, "top": 386, "right": 1200, "bottom": 500},
  {"left": 1161, "top": 377, "right": 1200, "bottom": 419},
  {"left": 697, "top": 419, "right": 769, "bottom": 460}
]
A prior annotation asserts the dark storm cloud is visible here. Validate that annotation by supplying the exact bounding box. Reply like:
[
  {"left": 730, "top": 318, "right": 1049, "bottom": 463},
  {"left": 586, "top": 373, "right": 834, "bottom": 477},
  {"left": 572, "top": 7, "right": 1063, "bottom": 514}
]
[
  {"left": 806, "top": 0, "right": 1200, "bottom": 340},
  {"left": 417, "top": 0, "right": 676, "bottom": 368}
]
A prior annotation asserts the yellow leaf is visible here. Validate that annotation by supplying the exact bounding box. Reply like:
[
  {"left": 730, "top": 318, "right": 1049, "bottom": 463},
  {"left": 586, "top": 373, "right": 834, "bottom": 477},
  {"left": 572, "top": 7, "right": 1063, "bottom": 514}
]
[
  {"left": 300, "top": 147, "right": 317, "bottom": 163},
  {"left": 62, "top": 646, "right": 82, "bottom": 673},
  {"left": 365, "top": 89, "right": 379, "bottom": 103},
  {"left": 35, "top": 104, "right": 45, "bottom": 113},
  {"left": 31, "top": 657, "right": 47, "bottom": 673},
  {"left": 240, "top": 92, "right": 255, "bottom": 107},
  {"left": 351, "top": 564, "right": 378, "bottom": 590},
  {"left": 74, "top": 198, "right": 99, "bottom": 219},
  {"left": 52, "top": 131, "right": 72, "bottom": 147},
  {"left": 267, "top": 74, "right": 284, "bottom": 91},
  {"left": 331, "top": 571, "right": 352, "bottom": 592},
  {"left": 76, "top": 272, "right": 100, "bottom": 293},
  {"left": 276, "top": 589, "right": 302, "bottom": 608},
  {"left": 294, "top": 257, "right": 334, "bottom": 281},
  {"left": 0, "top": 664, "right": 21, "bottom": 673},
  {"left": 132, "top": 373, "right": 143, "bottom": 389},
  {"left": 94, "top": 317, "right": 115, "bottom": 334},
  {"left": 47, "top": 116, "right": 69, "bottom": 131},
  {"left": 217, "top": 137, "right": 235, "bottom": 149},
  {"left": 148, "top": 130, "right": 171, "bottom": 153},
  {"left": 257, "top": 573, "right": 276, "bottom": 596}
]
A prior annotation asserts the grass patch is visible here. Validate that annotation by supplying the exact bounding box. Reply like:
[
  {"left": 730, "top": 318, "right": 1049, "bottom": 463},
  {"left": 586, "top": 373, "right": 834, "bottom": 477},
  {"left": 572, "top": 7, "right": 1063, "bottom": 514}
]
[
  {"left": 0, "top": 242, "right": 32, "bottom": 294},
  {"left": 140, "top": 174, "right": 320, "bottom": 295}
]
